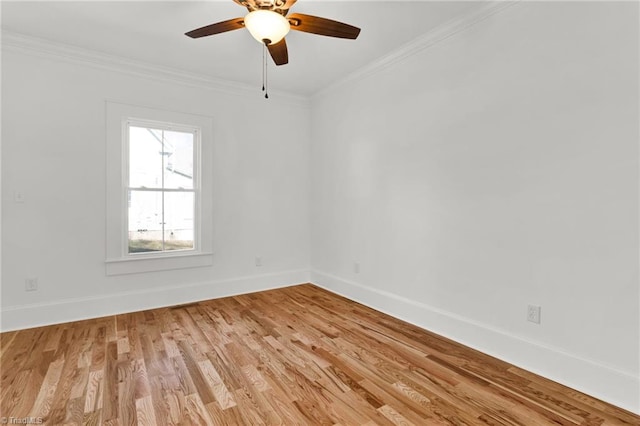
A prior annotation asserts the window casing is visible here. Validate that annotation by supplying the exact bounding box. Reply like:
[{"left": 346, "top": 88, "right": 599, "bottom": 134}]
[{"left": 105, "top": 102, "right": 213, "bottom": 275}]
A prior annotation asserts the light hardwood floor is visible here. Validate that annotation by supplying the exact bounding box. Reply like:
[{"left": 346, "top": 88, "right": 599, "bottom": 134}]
[{"left": 1, "top": 284, "right": 638, "bottom": 425}]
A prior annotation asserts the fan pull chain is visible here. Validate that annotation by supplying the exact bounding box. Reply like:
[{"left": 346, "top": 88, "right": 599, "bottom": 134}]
[
  {"left": 264, "top": 42, "right": 269, "bottom": 99},
  {"left": 262, "top": 43, "right": 266, "bottom": 92}
]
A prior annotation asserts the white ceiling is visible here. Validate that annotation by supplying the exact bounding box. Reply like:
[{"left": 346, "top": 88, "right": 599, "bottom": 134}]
[{"left": 1, "top": 1, "right": 479, "bottom": 96}]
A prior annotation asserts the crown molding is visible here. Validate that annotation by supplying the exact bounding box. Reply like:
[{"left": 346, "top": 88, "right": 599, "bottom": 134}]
[
  {"left": 1, "top": 31, "right": 309, "bottom": 107},
  {"left": 2, "top": 1, "right": 517, "bottom": 106},
  {"left": 312, "top": 0, "right": 520, "bottom": 101}
]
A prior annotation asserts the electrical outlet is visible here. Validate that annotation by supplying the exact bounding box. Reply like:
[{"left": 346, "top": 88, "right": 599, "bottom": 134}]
[
  {"left": 353, "top": 262, "right": 360, "bottom": 274},
  {"left": 255, "top": 256, "right": 262, "bottom": 267},
  {"left": 527, "top": 305, "right": 541, "bottom": 324},
  {"left": 25, "top": 277, "right": 38, "bottom": 292}
]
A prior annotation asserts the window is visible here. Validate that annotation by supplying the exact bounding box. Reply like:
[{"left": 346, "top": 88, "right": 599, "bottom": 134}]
[
  {"left": 105, "top": 102, "right": 213, "bottom": 275},
  {"left": 126, "top": 122, "right": 198, "bottom": 254}
]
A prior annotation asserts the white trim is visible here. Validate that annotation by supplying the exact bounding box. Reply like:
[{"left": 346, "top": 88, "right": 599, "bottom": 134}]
[
  {"left": 0, "top": 31, "right": 308, "bottom": 107},
  {"left": 0, "top": 269, "right": 310, "bottom": 332},
  {"left": 124, "top": 119, "right": 201, "bottom": 257},
  {"left": 105, "top": 252, "right": 214, "bottom": 276},
  {"left": 312, "top": 0, "right": 520, "bottom": 100},
  {"left": 0, "top": 3, "right": 517, "bottom": 104},
  {"left": 105, "top": 102, "right": 214, "bottom": 275},
  {"left": 310, "top": 269, "right": 640, "bottom": 415},
  {"left": 2, "top": 266, "right": 637, "bottom": 414}
]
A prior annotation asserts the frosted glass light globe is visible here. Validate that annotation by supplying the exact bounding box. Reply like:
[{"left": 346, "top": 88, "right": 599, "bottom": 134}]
[{"left": 244, "top": 10, "right": 290, "bottom": 45}]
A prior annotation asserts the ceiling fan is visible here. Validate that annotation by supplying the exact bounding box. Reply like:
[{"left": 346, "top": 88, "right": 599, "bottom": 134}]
[{"left": 185, "top": 0, "right": 361, "bottom": 66}]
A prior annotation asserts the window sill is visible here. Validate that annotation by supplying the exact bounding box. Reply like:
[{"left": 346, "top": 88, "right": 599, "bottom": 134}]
[{"left": 105, "top": 251, "right": 213, "bottom": 276}]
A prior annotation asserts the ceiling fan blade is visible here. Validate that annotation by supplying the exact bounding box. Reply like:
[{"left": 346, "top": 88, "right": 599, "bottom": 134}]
[
  {"left": 287, "top": 13, "right": 360, "bottom": 39},
  {"left": 267, "top": 38, "right": 289, "bottom": 66},
  {"left": 185, "top": 17, "right": 245, "bottom": 38}
]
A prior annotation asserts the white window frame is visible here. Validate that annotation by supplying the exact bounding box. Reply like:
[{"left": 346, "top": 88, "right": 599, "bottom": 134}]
[
  {"left": 124, "top": 119, "right": 201, "bottom": 257},
  {"left": 105, "top": 101, "right": 213, "bottom": 275}
]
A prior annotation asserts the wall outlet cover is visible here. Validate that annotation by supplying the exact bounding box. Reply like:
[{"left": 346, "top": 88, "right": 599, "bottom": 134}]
[{"left": 527, "top": 305, "right": 541, "bottom": 324}]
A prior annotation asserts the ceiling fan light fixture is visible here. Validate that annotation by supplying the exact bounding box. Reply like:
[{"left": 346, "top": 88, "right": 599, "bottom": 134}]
[{"left": 244, "top": 10, "right": 290, "bottom": 45}]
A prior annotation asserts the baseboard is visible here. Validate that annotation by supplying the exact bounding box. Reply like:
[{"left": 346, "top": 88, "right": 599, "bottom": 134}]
[
  {"left": 311, "top": 269, "right": 640, "bottom": 415},
  {"left": 0, "top": 269, "right": 310, "bottom": 332},
  {"left": 2, "top": 268, "right": 637, "bottom": 414}
]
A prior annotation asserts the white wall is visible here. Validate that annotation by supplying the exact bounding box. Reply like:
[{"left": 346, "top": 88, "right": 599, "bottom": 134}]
[
  {"left": 1, "top": 47, "right": 311, "bottom": 330},
  {"left": 310, "top": 1, "right": 639, "bottom": 413},
  {"left": 2, "top": 0, "right": 639, "bottom": 415}
]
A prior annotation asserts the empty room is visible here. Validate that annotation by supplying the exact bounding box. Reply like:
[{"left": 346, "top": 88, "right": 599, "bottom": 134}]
[{"left": 1, "top": 0, "right": 639, "bottom": 424}]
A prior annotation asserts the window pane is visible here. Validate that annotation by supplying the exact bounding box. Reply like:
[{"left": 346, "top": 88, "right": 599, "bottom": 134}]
[
  {"left": 163, "top": 130, "right": 194, "bottom": 189},
  {"left": 164, "top": 191, "right": 194, "bottom": 251},
  {"left": 129, "top": 126, "right": 163, "bottom": 188},
  {"left": 128, "top": 190, "right": 163, "bottom": 253}
]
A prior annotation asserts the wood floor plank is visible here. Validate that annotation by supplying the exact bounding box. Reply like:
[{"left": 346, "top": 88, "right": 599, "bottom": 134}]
[
  {"left": 60, "top": 395, "right": 85, "bottom": 424},
  {"left": 118, "top": 361, "right": 137, "bottom": 426},
  {"left": 169, "top": 355, "right": 198, "bottom": 397},
  {"left": 102, "top": 341, "right": 119, "bottom": 422},
  {"left": 147, "top": 375, "right": 180, "bottom": 426},
  {"left": 0, "top": 330, "right": 18, "bottom": 358},
  {"left": 1, "top": 284, "right": 638, "bottom": 425},
  {"left": 199, "top": 359, "right": 237, "bottom": 409},
  {"left": 1, "top": 369, "right": 36, "bottom": 418},
  {"left": 378, "top": 404, "right": 415, "bottom": 426},
  {"left": 135, "top": 395, "right": 158, "bottom": 426},
  {"left": 83, "top": 408, "right": 103, "bottom": 425},
  {"left": 186, "top": 392, "right": 217, "bottom": 425},
  {"left": 28, "top": 355, "right": 65, "bottom": 418},
  {"left": 84, "top": 369, "right": 104, "bottom": 414},
  {"left": 1, "top": 328, "right": 43, "bottom": 391}
]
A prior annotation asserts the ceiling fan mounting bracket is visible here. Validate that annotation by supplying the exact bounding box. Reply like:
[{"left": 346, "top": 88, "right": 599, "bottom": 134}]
[{"left": 234, "top": 0, "right": 291, "bottom": 14}]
